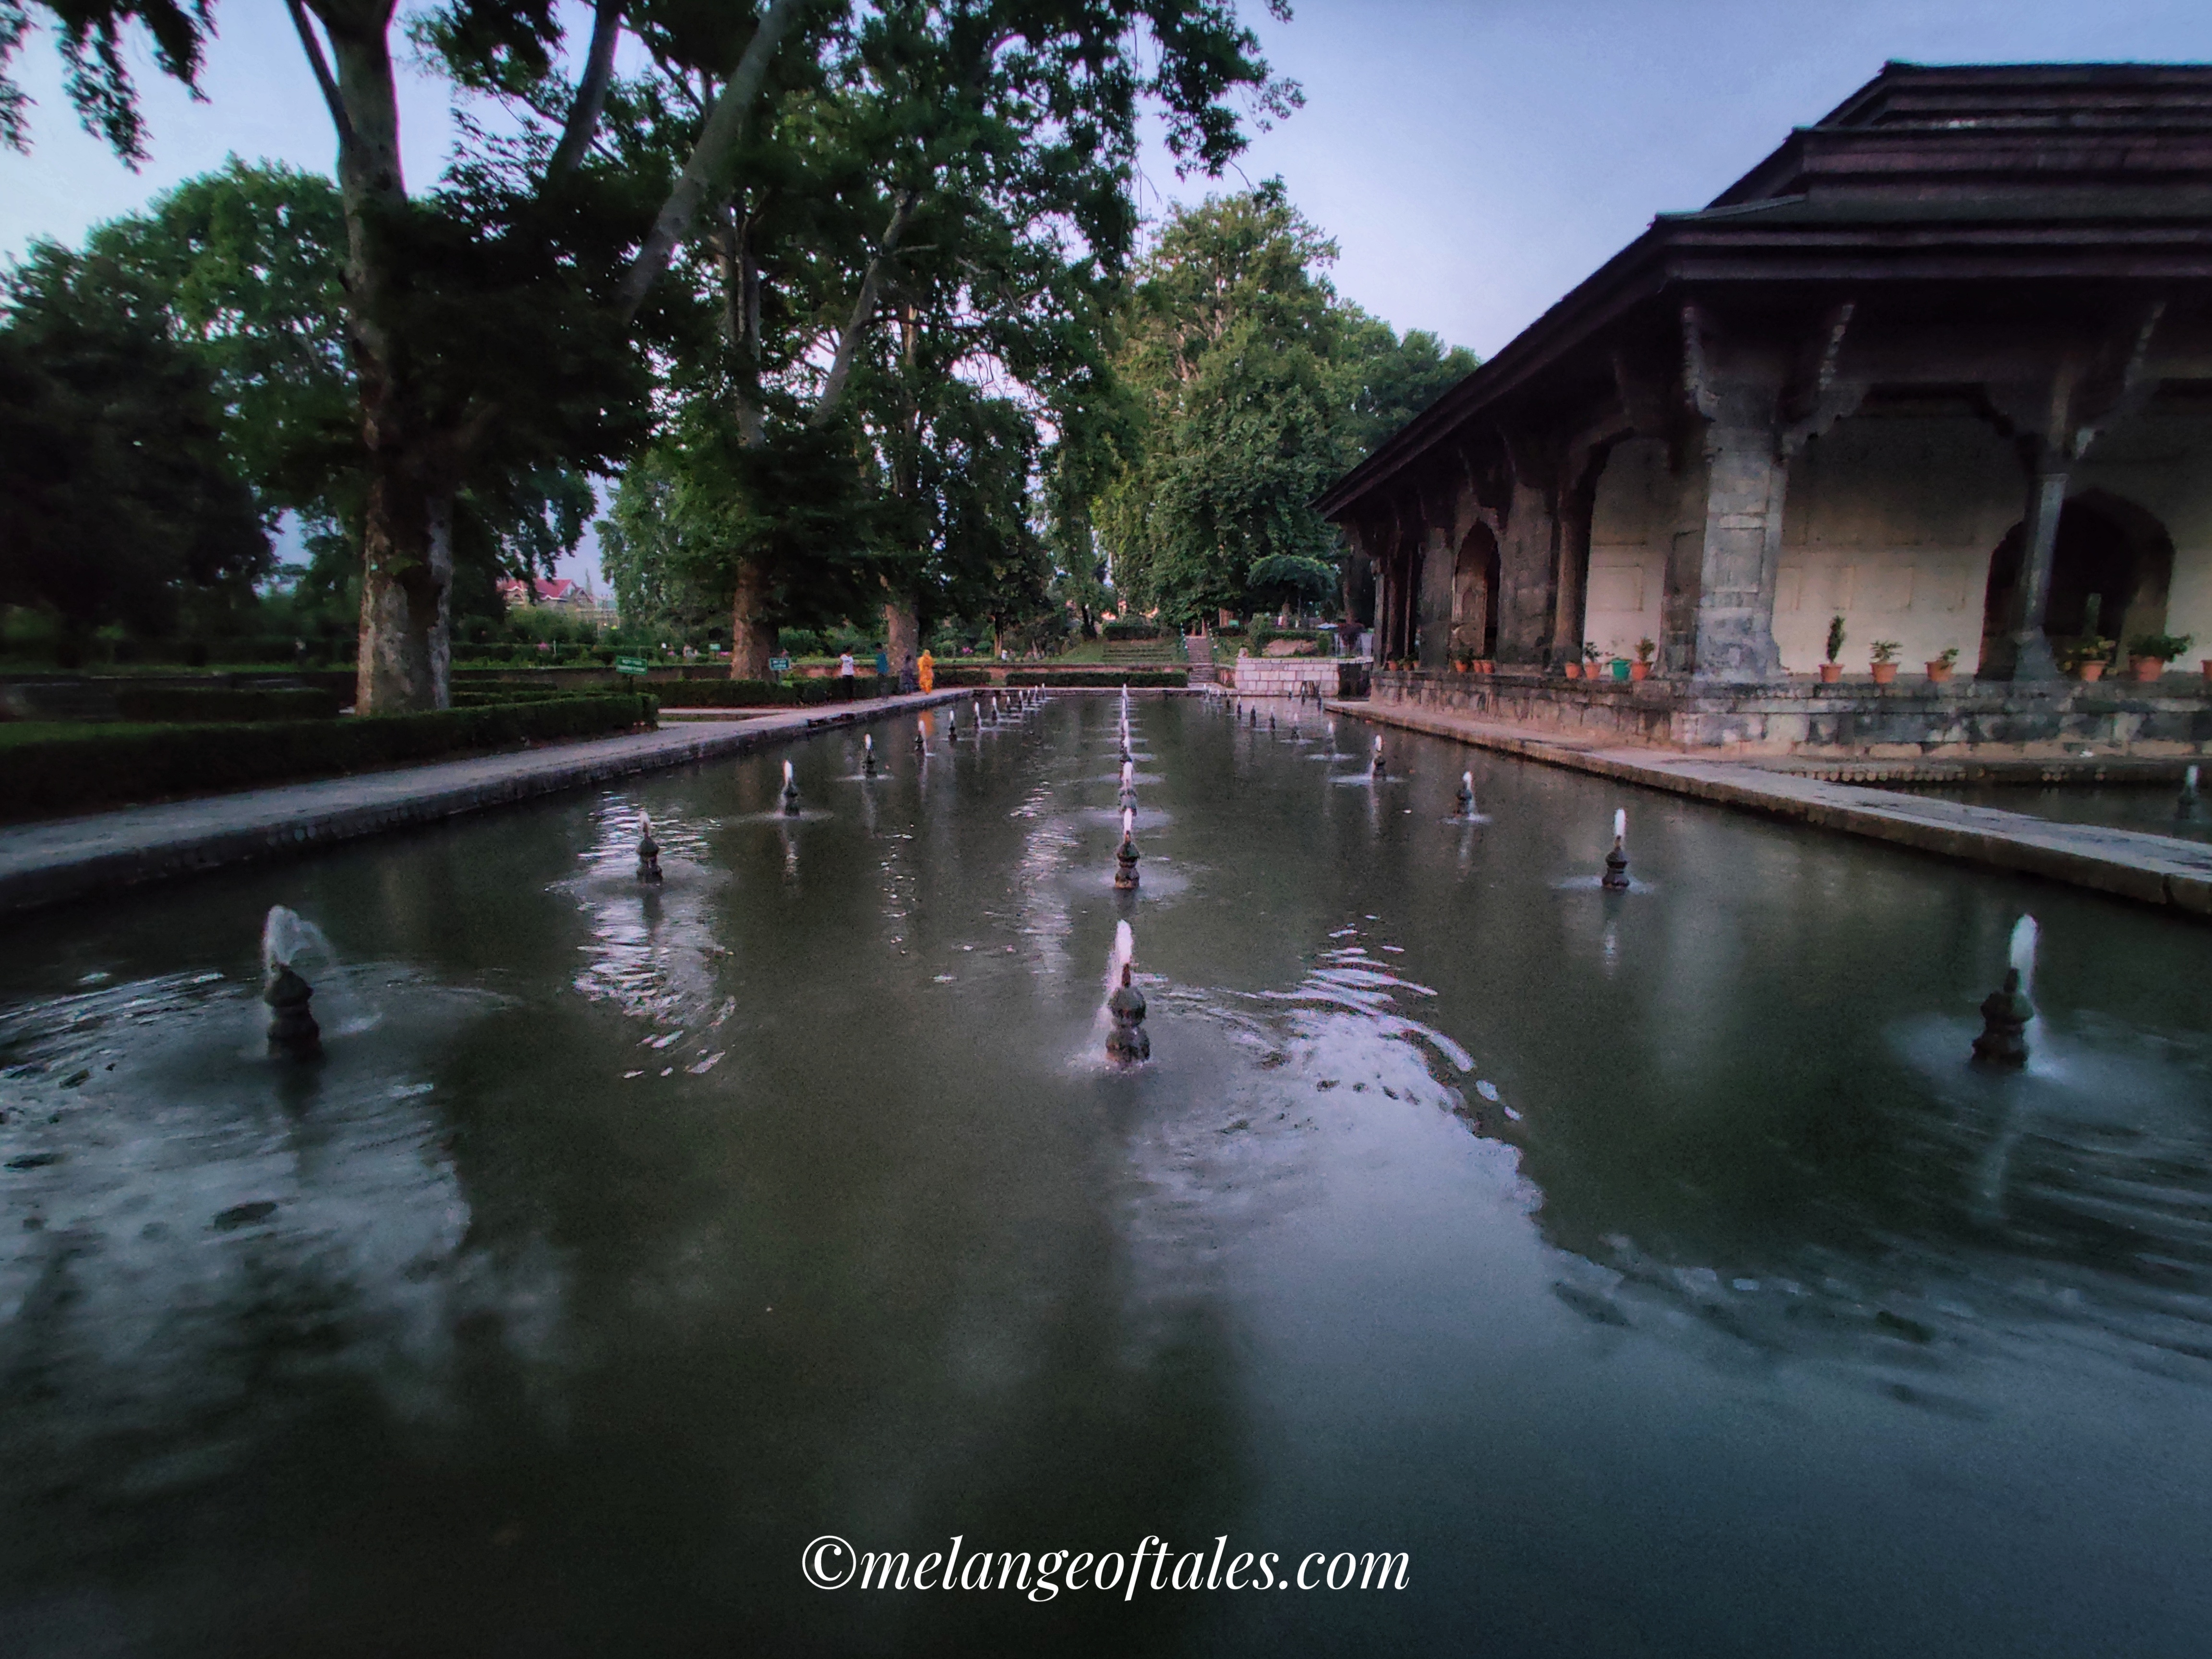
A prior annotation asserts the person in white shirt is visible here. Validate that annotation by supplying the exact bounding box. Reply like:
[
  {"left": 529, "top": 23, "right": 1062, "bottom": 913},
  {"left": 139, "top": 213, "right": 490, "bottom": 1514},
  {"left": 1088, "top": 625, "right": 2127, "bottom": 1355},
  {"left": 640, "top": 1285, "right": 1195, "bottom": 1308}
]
[{"left": 839, "top": 649, "right": 856, "bottom": 700}]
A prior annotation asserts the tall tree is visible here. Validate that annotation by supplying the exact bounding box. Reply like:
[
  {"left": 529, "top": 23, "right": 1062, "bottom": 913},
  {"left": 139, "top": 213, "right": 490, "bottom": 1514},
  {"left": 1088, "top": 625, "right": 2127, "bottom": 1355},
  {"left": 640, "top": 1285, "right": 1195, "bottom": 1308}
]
[
  {"left": 0, "top": 261, "right": 267, "bottom": 644},
  {"left": 601, "top": 0, "right": 1298, "bottom": 676},
  {"left": 1097, "top": 182, "right": 1475, "bottom": 626}
]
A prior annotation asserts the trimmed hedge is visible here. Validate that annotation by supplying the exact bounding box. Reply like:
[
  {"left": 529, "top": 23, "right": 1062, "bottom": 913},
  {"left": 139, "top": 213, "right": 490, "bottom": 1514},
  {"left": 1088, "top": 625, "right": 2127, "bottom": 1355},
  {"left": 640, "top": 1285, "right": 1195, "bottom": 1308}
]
[
  {"left": 1101, "top": 620, "right": 1162, "bottom": 642},
  {"left": 1009, "top": 669, "right": 1187, "bottom": 688},
  {"left": 0, "top": 693, "right": 656, "bottom": 821},
  {"left": 653, "top": 677, "right": 884, "bottom": 708},
  {"left": 111, "top": 685, "right": 341, "bottom": 723}
]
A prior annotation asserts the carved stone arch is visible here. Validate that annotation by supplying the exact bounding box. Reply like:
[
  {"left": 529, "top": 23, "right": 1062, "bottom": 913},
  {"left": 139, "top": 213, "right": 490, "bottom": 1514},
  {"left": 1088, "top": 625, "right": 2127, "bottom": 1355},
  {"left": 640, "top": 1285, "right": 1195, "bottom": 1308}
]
[{"left": 1977, "top": 487, "right": 2176, "bottom": 674}]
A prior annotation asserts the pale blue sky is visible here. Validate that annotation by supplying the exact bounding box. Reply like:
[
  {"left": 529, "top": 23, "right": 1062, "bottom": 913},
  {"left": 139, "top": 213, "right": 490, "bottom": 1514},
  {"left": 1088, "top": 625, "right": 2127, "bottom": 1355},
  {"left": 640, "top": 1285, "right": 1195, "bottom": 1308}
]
[{"left": 6, "top": 0, "right": 2212, "bottom": 585}]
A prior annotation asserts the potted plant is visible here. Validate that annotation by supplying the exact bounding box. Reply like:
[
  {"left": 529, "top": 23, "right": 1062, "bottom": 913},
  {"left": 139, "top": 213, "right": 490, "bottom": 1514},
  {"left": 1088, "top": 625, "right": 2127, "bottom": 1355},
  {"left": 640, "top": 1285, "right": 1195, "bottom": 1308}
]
[
  {"left": 2129, "top": 633, "right": 2193, "bottom": 681},
  {"left": 1821, "top": 615, "right": 1846, "bottom": 683},
  {"left": 2067, "top": 635, "right": 2114, "bottom": 682},
  {"left": 1869, "top": 640, "right": 1901, "bottom": 685},
  {"left": 1631, "top": 637, "right": 1656, "bottom": 681},
  {"left": 1608, "top": 647, "right": 1631, "bottom": 681},
  {"left": 1925, "top": 645, "right": 1960, "bottom": 684}
]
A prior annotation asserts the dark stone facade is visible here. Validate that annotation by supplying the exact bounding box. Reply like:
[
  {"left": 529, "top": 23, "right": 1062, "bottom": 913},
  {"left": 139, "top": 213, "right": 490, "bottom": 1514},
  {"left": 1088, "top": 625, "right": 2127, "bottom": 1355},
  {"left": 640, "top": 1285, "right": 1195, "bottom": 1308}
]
[{"left": 1321, "top": 62, "right": 2212, "bottom": 748}]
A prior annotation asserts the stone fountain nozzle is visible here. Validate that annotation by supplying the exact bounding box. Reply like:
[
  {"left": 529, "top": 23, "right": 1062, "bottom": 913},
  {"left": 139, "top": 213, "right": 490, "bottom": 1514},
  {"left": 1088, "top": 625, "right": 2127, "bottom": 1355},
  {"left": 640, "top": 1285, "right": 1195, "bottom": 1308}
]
[
  {"left": 637, "top": 814, "right": 663, "bottom": 883},
  {"left": 1106, "top": 962, "right": 1150, "bottom": 1062},
  {"left": 1371, "top": 736, "right": 1385, "bottom": 776},
  {"left": 1455, "top": 772, "right": 1474, "bottom": 816},
  {"left": 1115, "top": 807, "right": 1142, "bottom": 890},
  {"left": 1602, "top": 807, "right": 1630, "bottom": 890},
  {"left": 264, "top": 960, "right": 323, "bottom": 1062},
  {"left": 863, "top": 733, "right": 876, "bottom": 777},
  {"left": 781, "top": 759, "right": 801, "bottom": 816},
  {"left": 1972, "top": 968, "right": 2033, "bottom": 1067}
]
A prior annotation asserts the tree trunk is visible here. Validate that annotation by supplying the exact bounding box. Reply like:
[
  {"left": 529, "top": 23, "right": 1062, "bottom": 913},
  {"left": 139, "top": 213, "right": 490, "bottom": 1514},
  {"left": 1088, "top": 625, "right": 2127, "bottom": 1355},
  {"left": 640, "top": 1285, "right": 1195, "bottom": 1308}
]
[
  {"left": 357, "top": 466, "right": 454, "bottom": 711},
  {"left": 730, "top": 560, "right": 778, "bottom": 678},
  {"left": 882, "top": 596, "right": 920, "bottom": 673}
]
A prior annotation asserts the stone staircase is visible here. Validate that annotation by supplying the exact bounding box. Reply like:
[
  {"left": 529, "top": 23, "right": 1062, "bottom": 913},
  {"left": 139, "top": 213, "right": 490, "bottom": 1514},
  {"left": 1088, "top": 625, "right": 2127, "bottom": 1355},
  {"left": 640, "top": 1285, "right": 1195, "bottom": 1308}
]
[{"left": 1101, "top": 636, "right": 1184, "bottom": 666}]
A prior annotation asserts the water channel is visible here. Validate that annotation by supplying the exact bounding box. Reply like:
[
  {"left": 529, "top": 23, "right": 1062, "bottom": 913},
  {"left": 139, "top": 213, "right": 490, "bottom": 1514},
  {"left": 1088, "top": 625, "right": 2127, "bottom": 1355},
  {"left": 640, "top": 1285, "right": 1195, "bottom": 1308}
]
[{"left": 3, "top": 694, "right": 2209, "bottom": 1657}]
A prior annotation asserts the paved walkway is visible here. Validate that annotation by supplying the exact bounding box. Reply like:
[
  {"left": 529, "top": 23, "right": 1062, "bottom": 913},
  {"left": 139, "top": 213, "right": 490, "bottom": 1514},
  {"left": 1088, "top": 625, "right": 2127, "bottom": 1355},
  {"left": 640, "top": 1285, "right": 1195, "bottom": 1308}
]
[
  {"left": 1323, "top": 697, "right": 2212, "bottom": 920},
  {"left": 0, "top": 691, "right": 963, "bottom": 916}
]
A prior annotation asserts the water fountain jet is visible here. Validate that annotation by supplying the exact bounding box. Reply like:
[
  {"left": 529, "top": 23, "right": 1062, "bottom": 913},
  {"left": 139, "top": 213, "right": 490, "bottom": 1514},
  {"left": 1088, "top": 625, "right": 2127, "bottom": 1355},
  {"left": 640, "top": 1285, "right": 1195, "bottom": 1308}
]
[
  {"left": 1602, "top": 808, "right": 1630, "bottom": 890},
  {"left": 781, "top": 759, "right": 801, "bottom": 816},
  {"left": 260, "top": 906, "right": 324, "bottom": 1062},
  {"left": 637, "top": 814, "right": 663, "bottom": 883},
  {"left": 2181, "top": 763, "right": 2200, "bottom": 814},
  {"left": 1455, "top": 772, "right": 1475, "bottom": 817},
  {"left": 1972, "top": 916, "right": 2038, "bottom": 1067},
  {"left": 1106, "top": 963, "right": 1150, "bottom": 1062},
  {"left": 862, "top": 733, "right": 877, "bottom": 777},
  {"left": 1115, "top": 806, "right": 1142, "bottom": 890},
  {"left": 1371, "top": 735, "right": 1385, "bottom": 777}
]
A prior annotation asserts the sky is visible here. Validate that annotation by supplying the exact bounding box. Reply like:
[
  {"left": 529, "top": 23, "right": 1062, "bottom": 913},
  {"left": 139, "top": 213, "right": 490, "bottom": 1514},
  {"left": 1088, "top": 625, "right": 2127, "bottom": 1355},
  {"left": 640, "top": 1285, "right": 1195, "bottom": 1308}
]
[{"left": 7, "top": 0, "right": 2212, "bottom": 585}]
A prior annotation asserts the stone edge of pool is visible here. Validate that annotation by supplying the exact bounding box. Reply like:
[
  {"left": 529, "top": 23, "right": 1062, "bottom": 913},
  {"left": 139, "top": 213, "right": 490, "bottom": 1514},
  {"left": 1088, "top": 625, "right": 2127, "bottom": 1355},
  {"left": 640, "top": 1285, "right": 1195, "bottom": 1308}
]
[
  {"left": 0, "top": 692, "right": 979, "bottom": 918},
  {"left": 1322, "top": 696, "right": 2212, "bottom": 922}
]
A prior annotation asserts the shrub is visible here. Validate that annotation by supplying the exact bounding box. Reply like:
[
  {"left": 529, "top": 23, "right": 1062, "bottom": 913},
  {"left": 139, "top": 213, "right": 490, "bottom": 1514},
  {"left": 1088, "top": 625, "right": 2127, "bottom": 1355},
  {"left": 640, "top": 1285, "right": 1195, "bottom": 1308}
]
[
  {"left": 1005, "top": 669, "right": 1187, "bottom": 688},
  {"left": 651, "top": 678, "right": 857, "bottom": 708},
  {"left": 0, "top": 694, "right": 656, "bottom": 821},
  {"left": 2128, "top": 632, "right": 2195, "bottom": 663},
  {"left": 1101, "top": 620, "right": 1162, "bottom": 641},
  {"left": 111, "top": 686, "right": 340, "bottom": 723}
]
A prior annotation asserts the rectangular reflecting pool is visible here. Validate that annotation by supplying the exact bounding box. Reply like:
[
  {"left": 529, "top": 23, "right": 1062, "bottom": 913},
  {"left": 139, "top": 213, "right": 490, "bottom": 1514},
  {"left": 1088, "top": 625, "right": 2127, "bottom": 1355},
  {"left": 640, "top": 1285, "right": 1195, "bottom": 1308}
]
[{"left": 3, "top": 695, "right": 2209, "bottom": 1657}]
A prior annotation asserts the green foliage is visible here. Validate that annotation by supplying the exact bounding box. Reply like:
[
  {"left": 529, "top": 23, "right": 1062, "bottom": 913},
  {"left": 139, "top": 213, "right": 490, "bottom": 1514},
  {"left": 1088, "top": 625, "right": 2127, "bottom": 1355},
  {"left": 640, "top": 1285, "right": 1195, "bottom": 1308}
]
[
  {"left": 2128, "top": 632, "right": 2194, "bottom": 662},
  {"left": 0, "top": 1, "right": 214, "bottom": 161},
  {"left": 0, "top": 692, "right": 655, "bottom": 820},
  {"left": 1096, "top": 183, "right": 1475, "bottom": 627},
  {"left": 652, "top": 678, "right": 848, "bottom": 708},
  {"left": 0, "top": 254, "right": 268, "bottom": 637},
  {"left": 108, "top": 685, "right": 339, "bottom": 722},
  {"left": 1869, "top": 639, "right": 1901, "bottom": 664},
  {"left": 1825, "top": 614, "right": 1846, "bottom": 663}
]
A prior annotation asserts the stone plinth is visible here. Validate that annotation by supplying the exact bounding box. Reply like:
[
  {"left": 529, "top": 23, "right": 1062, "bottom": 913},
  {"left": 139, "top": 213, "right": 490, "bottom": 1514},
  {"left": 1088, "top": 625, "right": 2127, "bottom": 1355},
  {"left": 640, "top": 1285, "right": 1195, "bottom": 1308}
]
[
  {"left": 1370, "top": 669, "right": 2212, "bottom": 757},
  {"left": 1231, "top": 656, "right": 1370, "bottom": 698}
]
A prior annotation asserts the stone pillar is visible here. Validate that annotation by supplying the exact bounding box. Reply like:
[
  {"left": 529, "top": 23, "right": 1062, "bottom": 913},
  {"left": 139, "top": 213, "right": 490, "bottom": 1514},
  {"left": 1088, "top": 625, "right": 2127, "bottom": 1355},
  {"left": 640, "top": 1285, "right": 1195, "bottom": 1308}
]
[
  {"left": 1985, "top": 464, "right": 2068, "bottom": 681},
  {"left": 1684, "top": 426, "right": 1788, "bottom": 681},
  {"left": 1545, "top": 480, "right": 1596, "bottom": 669},
  {"left": 1418, "top": 528, "right": 1455, "bottom": 669},
  {"left": 1493, "top": 476, "right": 1559, "bottom": 666}
]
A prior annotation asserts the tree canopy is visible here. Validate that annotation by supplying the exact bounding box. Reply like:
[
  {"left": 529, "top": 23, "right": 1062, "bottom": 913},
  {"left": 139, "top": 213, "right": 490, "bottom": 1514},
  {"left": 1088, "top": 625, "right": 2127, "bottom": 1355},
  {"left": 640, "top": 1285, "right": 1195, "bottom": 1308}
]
[{"left": 1095, "top": 182, "right": 1474, "bottom": 628}]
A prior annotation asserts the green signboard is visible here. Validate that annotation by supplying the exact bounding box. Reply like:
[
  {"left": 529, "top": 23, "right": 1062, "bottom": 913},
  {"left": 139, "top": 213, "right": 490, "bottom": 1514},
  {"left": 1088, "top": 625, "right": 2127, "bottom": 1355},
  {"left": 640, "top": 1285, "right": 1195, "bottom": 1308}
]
[
  {"left": 614, "top": 656, "right": 649, "bottom": 676},
  {"left": 769, "top": 656, "right": 792, "bottom": 675}
]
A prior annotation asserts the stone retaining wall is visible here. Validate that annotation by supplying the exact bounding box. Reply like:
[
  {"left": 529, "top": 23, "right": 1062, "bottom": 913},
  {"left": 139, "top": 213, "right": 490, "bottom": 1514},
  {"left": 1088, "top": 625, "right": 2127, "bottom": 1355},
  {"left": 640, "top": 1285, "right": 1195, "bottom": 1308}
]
[
  {"left": 1370, "top": 669, "right": 2212, "bottom": 756},
  {"left": 1230, "top": 656, "right": 1370, "bottom": 698}
]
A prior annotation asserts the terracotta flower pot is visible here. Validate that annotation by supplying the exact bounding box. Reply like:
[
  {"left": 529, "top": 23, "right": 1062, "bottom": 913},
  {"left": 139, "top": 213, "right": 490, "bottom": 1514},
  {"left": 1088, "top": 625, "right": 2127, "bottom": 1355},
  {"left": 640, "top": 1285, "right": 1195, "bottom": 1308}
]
[
  {"left": 2132, "top": 657, "right": 2165, "bottom": 682},
  {"left": 1818, "top": 662, "right": 1843, "bottom": 684},
  {"left": 1629, "top": 661, "right": 1650, "bottom": 681},
  {"left": 1925, "top": 662, "right": 1953, "bottom": 683},
  {"left": 1564, "top": 661, "right": 1582, "bottom": 679},
  {"left": 2076, "top": 660, "right": 2105, "bottom": 683},
  {"left": 2201, "top": 659, "right": 2212, "bottom": 682},
  {"left": 1870, "top": 662, "right": 1899, "bottom": 685}
]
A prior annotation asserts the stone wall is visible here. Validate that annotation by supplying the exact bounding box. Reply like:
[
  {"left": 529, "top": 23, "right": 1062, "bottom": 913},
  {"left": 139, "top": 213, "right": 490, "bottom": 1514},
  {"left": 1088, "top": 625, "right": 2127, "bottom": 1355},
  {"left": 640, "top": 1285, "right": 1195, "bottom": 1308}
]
[
  {"left": 1232, "top": 656, "right": 1370, "bottom": 698},
  {"left": 1367, "top": 667, "right": 2212, "bottom": 757}
]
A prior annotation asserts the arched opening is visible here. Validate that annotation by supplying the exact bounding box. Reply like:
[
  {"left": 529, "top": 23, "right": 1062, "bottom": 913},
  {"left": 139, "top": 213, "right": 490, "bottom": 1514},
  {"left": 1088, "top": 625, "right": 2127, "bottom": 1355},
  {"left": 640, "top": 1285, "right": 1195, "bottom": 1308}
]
[
  {"left": 1977, "top": 490, "right": 2174, "bottom": 675},
  {"left": 1450, "top": 522, "right": 1501, "bottom": 661}
]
